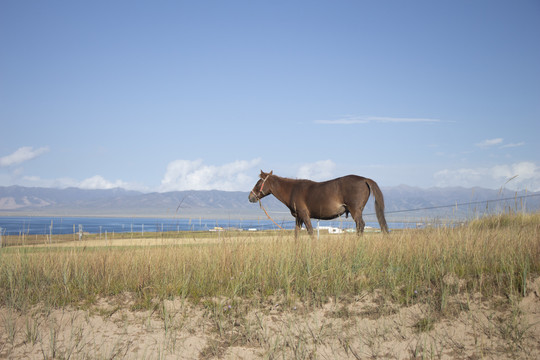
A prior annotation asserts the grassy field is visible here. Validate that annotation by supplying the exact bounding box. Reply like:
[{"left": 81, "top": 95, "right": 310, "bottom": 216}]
[{"left": 1, "top": 212, "right": 539, "bottom": 358}]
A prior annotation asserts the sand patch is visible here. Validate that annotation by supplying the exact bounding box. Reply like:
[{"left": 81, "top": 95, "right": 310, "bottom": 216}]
[{"left": 2, "top": 283, "right": 539, "bottom": 359}]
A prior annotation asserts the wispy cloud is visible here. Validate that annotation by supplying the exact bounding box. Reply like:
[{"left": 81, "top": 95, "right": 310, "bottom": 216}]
[
  {"left": 475, "top": 138, "right": 503, "bottom": 148},
  {"left": 315, "top": 116, "right": 441, "bottom": 125},
  {"left": 297, "top": 160, "right": 336, "bottom": 181},
  {"left": 501, "top": 142, "right": 525, "bottom": 148},
  {"left": 434, "top": 161, "right": 540, "bottom": 191},
  {"left": 159, "top": 158, "right": 261, "bottom": 192},
  {"left": 0, "top": 146, "right": 49, "bottom": 167},
  {"left": 474, "top": 138, "right": 526, "bottom": 149}
]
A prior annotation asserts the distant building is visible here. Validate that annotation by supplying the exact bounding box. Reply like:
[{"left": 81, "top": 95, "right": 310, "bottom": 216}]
[{"left": 317, "top": 226, "right": 344, "bottom": 234}]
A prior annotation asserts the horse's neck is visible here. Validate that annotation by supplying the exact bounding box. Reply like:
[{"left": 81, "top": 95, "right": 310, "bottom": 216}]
[{"left": 269, "top": 176, "right": 294, "bottom": 207}]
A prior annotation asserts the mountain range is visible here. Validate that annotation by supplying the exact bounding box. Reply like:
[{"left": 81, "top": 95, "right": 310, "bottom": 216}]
[{"left": 0, "top": 185, "right": 538, "bottom": 221}]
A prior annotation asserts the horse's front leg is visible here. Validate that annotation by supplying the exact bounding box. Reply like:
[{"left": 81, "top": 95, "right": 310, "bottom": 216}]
[
  {"left": 298, "top": 215, "right": 315, "bottom": 238},
  {"left": 304, "top": 218, "right": 314, "bottom": 237},
  {"left": 294, "top": 217, "right": 304, "bottom": 239}
]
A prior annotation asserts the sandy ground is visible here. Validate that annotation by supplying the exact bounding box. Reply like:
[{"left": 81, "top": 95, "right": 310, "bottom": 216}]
[{"left": 1, "top": 277, "right": 539, "bottom": 359}]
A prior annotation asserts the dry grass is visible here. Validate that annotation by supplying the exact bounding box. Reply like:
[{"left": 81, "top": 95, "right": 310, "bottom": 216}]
[{"left": 0, "top": 212, "right": 539, "bottom": 358}]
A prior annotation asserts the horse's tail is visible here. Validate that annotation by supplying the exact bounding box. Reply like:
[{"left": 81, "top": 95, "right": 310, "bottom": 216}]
[{"left": 365, "top": 178, "right": 389, "bottom": 234}]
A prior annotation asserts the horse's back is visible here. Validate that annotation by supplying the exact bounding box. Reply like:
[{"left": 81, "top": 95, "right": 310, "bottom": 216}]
[
  {"left": 329, "top": 175, "right": 369, "bottom": 191},
  {"left": 303, "top": 175, "right": 369, "bottom": 201},
  {"left": 309, "top": 175, "right": 363, "bottom": 186}
]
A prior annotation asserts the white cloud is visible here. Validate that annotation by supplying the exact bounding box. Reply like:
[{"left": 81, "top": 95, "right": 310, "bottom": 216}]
[
  {"left": 475, "top": 138, "right": 503, "bottom": 148},
  {"left": 20, "top": 175, "right": 147, "bottom": 191},
  {"left": 159, "top": 158, "right": 261, "bottom": 192},
  {"left": 297, "top": 160, "right": 336, "bottom": 181},
  {"left": 0, "top": 146, "right": 49, "bottom": 167},
  {"left": 17, "top": 158, "right": 261, "bottom": 192},
  {"left": 78, "top": 175, "right": 130, "bottom": 190},
  {"left": 434, "top": 161, "right": 540, "bottom": 191},
  {"left": 315, "top": 116, "right": 441, "bottom": 125}
]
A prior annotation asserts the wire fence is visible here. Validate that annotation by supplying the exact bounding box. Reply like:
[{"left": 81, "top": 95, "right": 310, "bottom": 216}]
[{"left": 381, "top": 193, "right": 540, "bottom": 216}]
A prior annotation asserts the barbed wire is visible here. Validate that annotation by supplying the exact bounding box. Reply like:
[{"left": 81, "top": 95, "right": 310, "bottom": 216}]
[
  {"left": 261, "top": 193, "right": 540, "bottom": 223},
  {"left": 369, "top": 193, "right": 540, "bottom": 216},
  {"left": 253, "top": 193, "right": 540, "bottom": 231}
]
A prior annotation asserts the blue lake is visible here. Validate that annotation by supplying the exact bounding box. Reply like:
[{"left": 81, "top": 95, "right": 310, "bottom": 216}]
[{"left": 0, "top": 216, "right": 422, "bottom": 236}]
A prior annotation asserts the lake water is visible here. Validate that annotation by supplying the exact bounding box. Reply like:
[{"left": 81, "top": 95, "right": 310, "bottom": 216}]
[{"left": 0, "top": 216, "right": 426, "bottom": 236}]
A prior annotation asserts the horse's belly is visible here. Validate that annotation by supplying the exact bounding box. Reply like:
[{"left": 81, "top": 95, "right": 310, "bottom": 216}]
[{"left": 312, "top": 204, "right": 346, "bottom": 220}]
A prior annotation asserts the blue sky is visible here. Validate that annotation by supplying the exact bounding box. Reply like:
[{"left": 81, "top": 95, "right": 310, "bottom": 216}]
[{"left": 1, "top": 0, "right": 539, "bottom": 192}]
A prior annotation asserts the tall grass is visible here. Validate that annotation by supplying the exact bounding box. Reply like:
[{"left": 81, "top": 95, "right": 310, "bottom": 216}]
[{"left": 1, "top": 213, "right": 539, "bottom": 311}]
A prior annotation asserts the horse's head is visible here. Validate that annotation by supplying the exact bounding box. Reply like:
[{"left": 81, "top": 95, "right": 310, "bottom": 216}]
[{"left": 248, "top": 170, "right": 273, "bottom": 203}]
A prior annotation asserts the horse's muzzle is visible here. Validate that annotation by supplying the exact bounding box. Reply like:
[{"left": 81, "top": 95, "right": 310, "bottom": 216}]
[{"left": 248, "top": 192, "right": 258, "bottom": 203}]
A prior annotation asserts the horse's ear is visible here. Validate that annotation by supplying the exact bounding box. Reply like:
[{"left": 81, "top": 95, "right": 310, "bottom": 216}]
[{"left": 260, "top": 170, "right": 272, "bottom": 178}]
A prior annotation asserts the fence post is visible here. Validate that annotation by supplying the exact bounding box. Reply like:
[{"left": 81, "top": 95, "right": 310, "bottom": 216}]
[
  {"left": 0, "top": 227, "right": 3, "bottom": 248},
  {"left": 49, "top": 220, "right": 53, "bottom": 244}
]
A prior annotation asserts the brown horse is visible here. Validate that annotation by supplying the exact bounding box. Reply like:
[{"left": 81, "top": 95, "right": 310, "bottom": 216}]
[{"left": 249, "top": 170, "right": 389, "bottom": 237}]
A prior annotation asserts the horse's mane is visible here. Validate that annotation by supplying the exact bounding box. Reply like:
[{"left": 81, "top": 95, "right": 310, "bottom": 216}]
[{"left": 273, "top": 175, "right": 316, "bottom": 185}]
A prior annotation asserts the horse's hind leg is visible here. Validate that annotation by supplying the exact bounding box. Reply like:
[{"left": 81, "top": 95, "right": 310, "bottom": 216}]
[
  {"left": 349, "top": 207, "right": 366, "bottom": 235},
  {"left": 355, "top": 213, "right": 365, "bottom": 235}
]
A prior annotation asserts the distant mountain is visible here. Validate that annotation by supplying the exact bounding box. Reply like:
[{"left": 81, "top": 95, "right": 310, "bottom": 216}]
[
  {"left": 0, "top": 185, "right": 538, "bottom": 220},
  {"left": 0, "top": 186, "right": 289, "bottom": 219}
]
